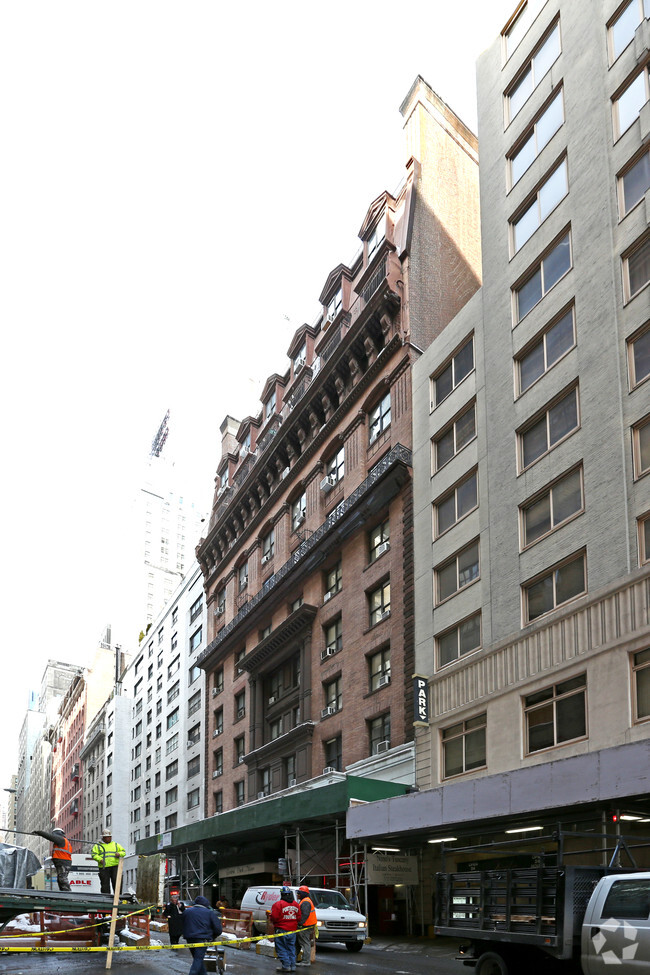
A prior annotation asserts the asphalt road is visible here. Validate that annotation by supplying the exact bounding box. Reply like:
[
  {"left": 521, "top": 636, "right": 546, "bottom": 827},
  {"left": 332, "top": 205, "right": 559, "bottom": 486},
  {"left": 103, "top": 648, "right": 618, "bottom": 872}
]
[{"left": 0, "top": 937, "right": 465, "bottom": 975}]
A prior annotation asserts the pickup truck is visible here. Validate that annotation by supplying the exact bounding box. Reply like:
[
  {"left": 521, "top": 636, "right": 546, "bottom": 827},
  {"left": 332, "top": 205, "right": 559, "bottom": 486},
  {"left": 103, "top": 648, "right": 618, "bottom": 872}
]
[{"left": 435, "top": 866, "right": 650, "bottom": 974}]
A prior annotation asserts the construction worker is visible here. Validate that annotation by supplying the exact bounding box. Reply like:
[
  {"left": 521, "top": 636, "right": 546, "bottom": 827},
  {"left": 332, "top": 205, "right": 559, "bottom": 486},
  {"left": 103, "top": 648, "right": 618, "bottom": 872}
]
[
  {"left": 91, "top": 828, "right": 125, "bottom": 895},
  {"left": 270, "top": 885, "right": 299, "bottom": 972},
  {"left": 33, "top": 826, "right": 73, "bottom": 891},
  {"left": 296, "top": 886, "right": 317, "bottom": 966}
]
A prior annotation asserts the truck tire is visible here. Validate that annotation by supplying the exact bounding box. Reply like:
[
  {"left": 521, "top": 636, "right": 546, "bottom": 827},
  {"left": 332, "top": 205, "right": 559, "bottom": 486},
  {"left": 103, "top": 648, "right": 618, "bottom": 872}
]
[
  {"left": 345, "top": 942, "right": 363, "bottom": 952},
  {"left": 475, "top": 951, "right": 508, "bottom": 975}
]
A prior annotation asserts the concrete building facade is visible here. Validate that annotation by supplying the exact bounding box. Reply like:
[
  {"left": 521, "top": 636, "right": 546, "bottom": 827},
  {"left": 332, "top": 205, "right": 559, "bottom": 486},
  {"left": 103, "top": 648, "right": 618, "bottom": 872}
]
[{"left": 348, "top": 0, "right": 650, "bottom": 932}]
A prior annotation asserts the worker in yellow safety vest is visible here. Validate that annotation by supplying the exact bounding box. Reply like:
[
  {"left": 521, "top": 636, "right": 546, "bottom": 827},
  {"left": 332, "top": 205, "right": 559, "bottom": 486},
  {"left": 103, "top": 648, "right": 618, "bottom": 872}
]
[{"left": 91, "top": 828, "right": 125, "bottom": 895}]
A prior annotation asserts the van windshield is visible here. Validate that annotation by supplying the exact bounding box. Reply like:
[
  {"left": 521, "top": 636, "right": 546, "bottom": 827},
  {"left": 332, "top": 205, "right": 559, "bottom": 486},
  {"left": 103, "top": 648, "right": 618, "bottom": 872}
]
[{"left": 310, "top": 891, "right": 352, "bottom": 910}]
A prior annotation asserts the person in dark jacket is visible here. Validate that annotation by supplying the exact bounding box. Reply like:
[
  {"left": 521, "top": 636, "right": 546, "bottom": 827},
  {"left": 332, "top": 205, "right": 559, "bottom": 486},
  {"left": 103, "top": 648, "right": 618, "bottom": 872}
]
[
  {"left": 182, "top": 894, "right": 223, "bottom": 975},
  {"left": 33, "top": 827, "right": 72, "bottom": 891},
  {"left": 163, "top": 889, "right": 186, "bottom": 945}
]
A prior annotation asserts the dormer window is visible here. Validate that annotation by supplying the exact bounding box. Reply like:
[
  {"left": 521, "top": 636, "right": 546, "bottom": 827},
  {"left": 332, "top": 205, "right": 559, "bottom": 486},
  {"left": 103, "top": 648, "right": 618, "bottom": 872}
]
[
  {"left": 238, "top": 562, "right": 248, "bottom": 592},
  {"left": 265, "top": 389, "right": 277, "bottom": 419},
  {"left": 367, "top": 219, "right": 385, "bottom": 262},
  {"left": 293, "top": 342, "right": 307, "bottom": 372},
  {"left": 241, "top": 431, "right": 251, "bottom": 456},
  {"left": 327, "top": 290, "right": 342, "bottom": 323}
]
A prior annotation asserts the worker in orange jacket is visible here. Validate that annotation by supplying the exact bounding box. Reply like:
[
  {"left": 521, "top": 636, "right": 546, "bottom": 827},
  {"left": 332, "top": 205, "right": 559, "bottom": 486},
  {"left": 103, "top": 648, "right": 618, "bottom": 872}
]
[
  {"left": 33, "top": 826, "right": 73, "bottom": 891},
  {"left": 296, "top": 886, "right": 317, "bottom": 966}
]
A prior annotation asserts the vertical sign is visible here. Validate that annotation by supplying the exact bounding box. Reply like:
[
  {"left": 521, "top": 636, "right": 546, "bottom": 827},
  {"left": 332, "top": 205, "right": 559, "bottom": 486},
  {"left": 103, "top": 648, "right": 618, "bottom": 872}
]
[{"left": 413, "top": 675, "right": 429, "bottom": 726}]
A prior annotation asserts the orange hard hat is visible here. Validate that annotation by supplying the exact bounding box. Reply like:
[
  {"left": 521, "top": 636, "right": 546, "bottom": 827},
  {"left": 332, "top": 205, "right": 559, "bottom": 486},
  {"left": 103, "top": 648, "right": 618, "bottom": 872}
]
[{"left": 298, "top": 885, "right": 310, "bottom": 892}]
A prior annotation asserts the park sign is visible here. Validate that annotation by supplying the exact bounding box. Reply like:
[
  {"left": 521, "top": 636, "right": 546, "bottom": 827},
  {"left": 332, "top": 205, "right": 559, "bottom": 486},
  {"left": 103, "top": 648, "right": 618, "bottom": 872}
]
[
  {"left": 413, "top": 674, "right": 429, "bottom": 726},
  {"left": 366, "top": 853, "right": 419, "bottom": 884}
]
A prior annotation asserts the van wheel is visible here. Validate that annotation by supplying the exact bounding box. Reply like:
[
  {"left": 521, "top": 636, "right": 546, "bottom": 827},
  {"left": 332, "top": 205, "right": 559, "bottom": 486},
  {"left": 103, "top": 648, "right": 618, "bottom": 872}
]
[
  {"left": 345, "top": 942, "right": 363, "bottom": 952},
  {"left": 475, "top": 951, "right": 508, "bottom": 975}
]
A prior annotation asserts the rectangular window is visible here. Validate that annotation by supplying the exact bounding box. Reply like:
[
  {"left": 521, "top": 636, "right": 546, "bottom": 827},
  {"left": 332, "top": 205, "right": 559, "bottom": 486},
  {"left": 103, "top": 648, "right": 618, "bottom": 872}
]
[
  {"left": 442, "top": 713, "right": 486, "bottom": 778},
  {"left": 431, "top": 335, "right": 474, "bottom": 408},
  {"left": 516, "top": 305, "right": 575, "bottom": 395},
  {"left": 165, "top": 760, "right": 178, "bottom": 781},
  {"left": 614, "top": 68, "right": 650, "bottom": 139},
  {"left": 619, "top": 150, "right": 650, "bottom": 218},
  {"left": 235, "top": 736, "right": 245, "bottom": 764},
  {"left": 369, "top": 581, "right": 391, "bottom": 625},
  {"left": 609, "top": 0, "right": 650, "bottom": 63},
  {"left": 188, "top": 756, "right": 201, "bottom": 778},
  {"left": 166, "top": 708, "right": 179, "bottom": 731},
  {"left": 324, "top": 677, "right": 342, "bottom": 712},
  {"left": 369, "top": 520, "right": 390, "bottom": 562},
  {"left": 235, "top": 781, "right": 245, "bottom": 806},
  {"left": 514, "top": 230, "right": 571, "bottom": 323},
  {"left": 628, "top": 323, "right": 650, "bottom": 389},
  {"left": 238, "top": 562, "right": 249, "bottom": 591},
  {"left": 369, "top": 647, "right": 391, "bottom": 691},
  {"left": 437, "top": 612, "right": 482, "bottom": 668},
  {"left": 511, "top": 157, "right": 568, "bottom": 254},
  {"left": 291, "top": 493, "right": 306, "bottom": 530},
  {"left": 433, "top": 402, "right": 477, "bottom": 472},
  {"left": 324, "top": 560, "right": 342, "bottom": 599},
  {"left": 633, "top": 415, "right": 650, "bottom": 478},
  {"left": 324, "top": 736, "right": 342, "bottom": 770},
  {"left": 190, "top": 627, "right": 202, "bottom": 653},
  {"left": 435, "top": 540, "right": 480, "bottom": 604},
  {"left": 165, "top": 813, "right": 177, "bottom": 830},
  {"left": 503, "top": 0, "right": 545, "bottom": 60},
  {"left": 166, "top": 733, "right": 179, "bottom": 755},
  {"left": 214, "top": 707, "right": 224, "bottom": 735},
  {"left": 214, "top": 668, "right": 224, "bottom": 694},
  {"left": 189, "top": 664, "right": 201, "bottom": 685},
  {"left": 509, "top": 88, "right": 564, "bottom": 187},
  {"left": 518, "top": 384, "right": 579, "bottom": 471},
  {"left": 262, "top": 528, "right": 275, "bottom": 561},
  {"left": 266, "top": 389, "right": 277, "bottom": 417},
  {"left": 369, "top": 392, "right": 391, "bottom": 444},
  {"left": 625, "top": 235, "right": 650, "bottom": 301},
  {"left": 525, "top": 674, "right": 586, "bottom": 752},
  {"left": 639, "top": 513, "right": 650, "bottom": 565},
  {"left": 214, "top": 748, "right": 223, "bottom": 775},
  {"left": 187, "top": 723, "right": 200, "bottom": 746},
  {"left": 217, "top": 589, "right": 226, "bottom": 614},
  {"left": 368, "top": 713, "right": 391, "bottom": 755},
  {"left": 187, "top": 788, "right": 200, "bottom": 810},
  {"left": 326, "top": 447, "right": 345, "bottom": 483},
  {"left": 167, "top": 682, "right": 179, "bottom": 706},
  {"left": 188, "top": 690, "right": 201, "bottom": 717},
  {"left": 523, "top": 550, "right": 586, "bottom": 623},
  {"left": 235, "top": 690, "right": 246, "bottom": 720},
  {"left": 235, "top": 649, "right": 246, "bottom": 675},
  {"left": 633, "top": 648, "right": 650, "bottom": 719},
  {"left": 506, "top": 21, "right": 561, "bottom": 123},
  {"left": 324, "top": 618, "right": 342, "bottom": 654},
  {"left": 213, "top": 791, "right": 223, "bottom": 814},
  {"left": 190, "top": 595, "right": 203, "bottom": 623},
  {"left": 520, "top": 465, "right": 584, "bottom": 548},
  {"left": 167, "top": 655, "right": 180, "bottom": 680},
  {"left": 434, "top": 469, "right": 478, "bottom": 537}
]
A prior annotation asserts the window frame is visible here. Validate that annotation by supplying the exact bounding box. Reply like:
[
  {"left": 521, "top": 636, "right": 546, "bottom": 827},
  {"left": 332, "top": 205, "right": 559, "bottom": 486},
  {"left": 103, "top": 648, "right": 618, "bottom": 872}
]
[
  {"left": 433, "top": 468, "right": 479, "bottom": 539},
  {"left": 524, "top": 673, "right": 587, "bottom": 754},
  {"left": 623, "top": 234, "right": 650, "bottom": 302},
  {"left": 441, "top": 712, "right": 487, "bottom": 779},
  {"left": 633, "top": 414, "right": 650, "bottom": 478},
  {"left": 513, "top": 228, "right": 572, "bottom": 325},
  {"left": 369, "top": 392, "right": 391, "bottom": 444},
  {"left": 608, "top": 0, "right": 650, "bottom": 64},
  {"left": 324, "top": 560, "right": 342, "bottom": 599},
  {"left": 368, "top": 713, "right": 391, "bottom": 755},
  {"left": 436, "top": 612, "right": 482, "bottom": 670},
  {"left": 504, "top": 18, "right": 561, "bottom": 125},
  {"left": 638, "top": 511, "right": 650, "bottom": 565},
  {"left": 627, "top": 321, "right": 650, "bottom": 390},
  {"left": 522, "top": 549, "right": 587, "bottom": 624},
  {"left": 519, "top": 463, "right": 585, "bottom": 550},
  {"left": 291, "top": 493, "right": 307, "bottom": 530},
  {"left": 430, "top": 334, "right": 475, "bottom": 410},
  {"left": 510, "top": 155, "right": 569, "bottom": 255},
  {"left": 369, "top": 580, "right": 391, "bottom": 626},
  {"left": 515, "top": 303, "right": 576, "bottom": 397},
  {"left": 432, "top": 401, "right": 477, "bottom": 473},
  {"left": 369, "top": 519, "right": 390, "bottom": 562},
  {"left": 517, "top": 382, "right": 580, "bottom": 473},
  {"left": 326, "top": 446, "right": 345, "bottom": 483},
  {"left": 434, "top": 539, "right": 480, "bottom": 605},
  {"left": 618, "top": 148, "right": 650, "bottom": 219},
  {"left": 502, "top": 0, "right": 546, "bottom": 62},
  {"left": 613, "top": 66, "right": 650, "bottom": 140},
  {"left": 324, "top": 617, "right": 343, "bottom": 654},
  {"left": 507, "top": 86, "right": 565, "bottom": 189},
  {"left": 369, "top": 646, "right": 391, "bottom": 692},
  {"left": 632, "top": 647, "right": 650, "bottom": 721},
  {"left": 262, "top": 527, "right": 275, "bottom": 561}
]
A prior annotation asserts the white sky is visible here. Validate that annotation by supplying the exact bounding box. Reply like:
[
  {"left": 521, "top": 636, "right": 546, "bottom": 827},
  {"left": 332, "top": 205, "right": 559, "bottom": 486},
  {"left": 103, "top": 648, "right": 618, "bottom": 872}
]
[{"left": 0, "top": 0, "right": 517, "bottom": 795}]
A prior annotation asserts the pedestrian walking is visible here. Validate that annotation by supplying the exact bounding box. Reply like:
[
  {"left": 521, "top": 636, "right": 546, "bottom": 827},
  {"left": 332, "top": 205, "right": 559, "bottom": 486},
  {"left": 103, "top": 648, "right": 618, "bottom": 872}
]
[
  {"left": 182, "top": 894, "right": 223, "bottom": 975},
  {"left": 295, "top": 886, "right": 317, "bottom": 965},
  {"left": 164, "top": 889, "right": 186, "bottom": 945},
  {"left": 90, "top": 828, "right": 125, "bottom": 895},
  {"left": 33, "top": 826, "right": 72, "bottom": 891},
  {"left": 270, "top": 885, "right": 299, "bottom": 973}
]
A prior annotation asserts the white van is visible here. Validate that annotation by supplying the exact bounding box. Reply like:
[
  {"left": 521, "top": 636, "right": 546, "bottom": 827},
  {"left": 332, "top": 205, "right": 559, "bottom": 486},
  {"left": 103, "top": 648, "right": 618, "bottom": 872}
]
[{"left": 240, "top": 885, "right": 367, "bottom": 952}]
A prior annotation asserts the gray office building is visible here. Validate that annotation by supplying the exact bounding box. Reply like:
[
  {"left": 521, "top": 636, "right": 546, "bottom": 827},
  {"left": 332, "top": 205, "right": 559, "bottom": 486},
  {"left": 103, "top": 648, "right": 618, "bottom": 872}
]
[{"left": 348, "top": 0, "right": 650, "bottom": 903}]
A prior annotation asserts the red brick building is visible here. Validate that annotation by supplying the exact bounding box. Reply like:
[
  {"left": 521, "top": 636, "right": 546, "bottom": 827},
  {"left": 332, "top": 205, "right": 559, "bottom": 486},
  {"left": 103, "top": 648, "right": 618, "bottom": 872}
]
[{"left": 146, "top": 78, "right": 481, "bottom": 912}]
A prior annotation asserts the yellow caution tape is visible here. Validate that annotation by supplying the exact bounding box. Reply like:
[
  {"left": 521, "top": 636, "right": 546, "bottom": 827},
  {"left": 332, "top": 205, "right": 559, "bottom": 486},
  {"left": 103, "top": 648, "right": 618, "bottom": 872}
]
[
  {"left": 0, "top": 905, "right": 152, "bottom": 938},
  {"left": 0, "top": 927, "right": 309, "bottom": 953}
]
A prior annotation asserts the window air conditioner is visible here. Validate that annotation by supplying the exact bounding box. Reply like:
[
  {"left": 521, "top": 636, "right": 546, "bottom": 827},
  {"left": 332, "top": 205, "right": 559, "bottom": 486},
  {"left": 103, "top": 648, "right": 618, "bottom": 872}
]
[
  {"left": 323, "top": 591, "right": 332, "bottom": 603},
  {"left": 294, "top": 513, "right": 305, "bottom": 527},
  {"left": 322, "top": 766, "right": 336, "bottom": 775},
  {"left": 380, "top": 610, "right": 391, "bottom": 620},
  {"left": 288, "top": 778, "right": 297, "bottom": 787},
  {"left": 268, "top": 696, "right": 277, "bottom": 705},
  {"left": 237, "top": 708, "right": 246, "bottom": 719},
  {"left": 211, "top": 688, "right": 219, "bottom": 697},
  {"left": 261, "top": 553, "right": 271, "bottom": 565},
  {"left": 320, "top": 474, "right": 337, "bottom": 493},
  {"left": 321, "top": 706, "right": 336, "bottom": 718},
  {"left": 212, "top": 769, "right": 222, "bottom": 779},
  {"left": 321, "top": 647, "right": 335, "bottom": 661},
  {"left": 377, "top": 674, "right": 391, "bottom": 688},
  {"left": 215, "top": 607, "right": 224, "bottom": 616},
  {"left": 257, "top": 791, "right": 267, "bottom": 799},
  {"left": 212, "top": 728, "right": 222, "bottom": 738},
  {"left": 375, "top": 740, "right": 390, "bottom": 754},
  {"left": 187, "top": 741, "right": 196, "bottom": 749},
  {"left": 295, "top": 356, "right": 306, "bottom": 370},
  {"left": 377, "top": 541, "right": 390, "bottom": 556}
]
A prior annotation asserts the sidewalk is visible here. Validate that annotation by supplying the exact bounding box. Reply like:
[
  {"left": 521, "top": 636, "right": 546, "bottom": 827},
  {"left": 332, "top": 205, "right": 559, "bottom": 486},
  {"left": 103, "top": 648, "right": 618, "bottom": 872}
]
[{"left": 360, "top": 935, "right": 463, "bottom": 957}]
